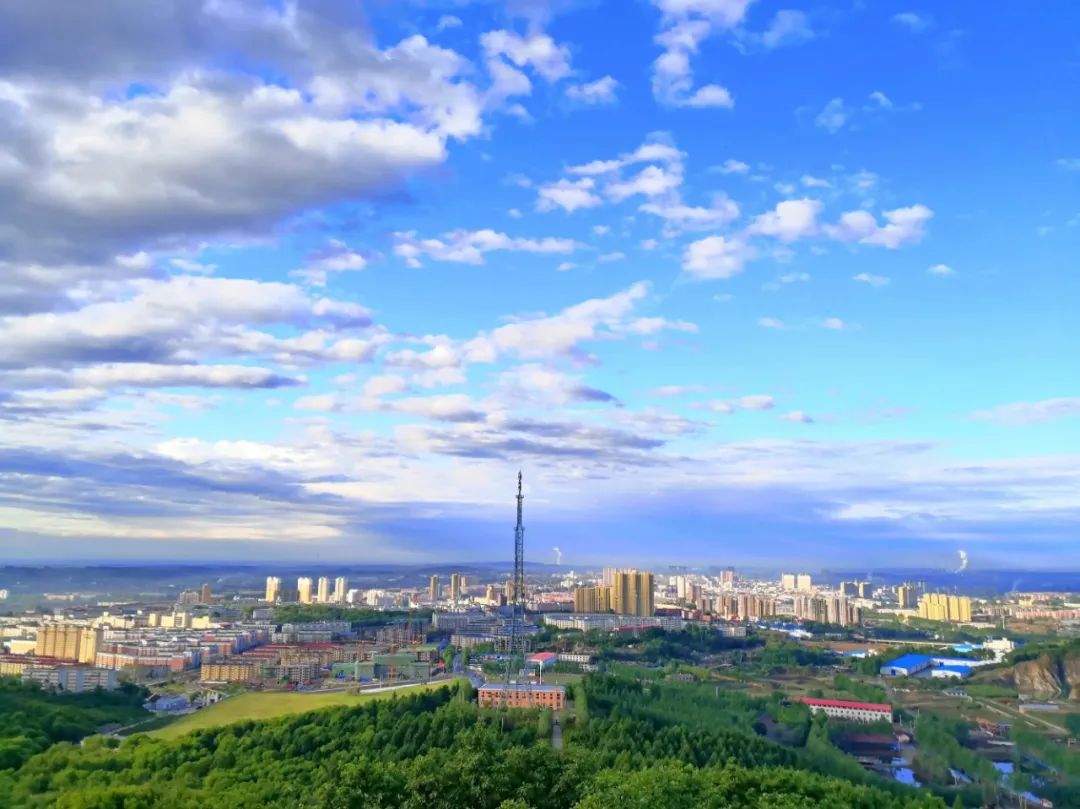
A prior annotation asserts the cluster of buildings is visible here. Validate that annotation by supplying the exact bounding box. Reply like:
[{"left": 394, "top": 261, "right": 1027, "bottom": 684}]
[
  {"left": 793, "top": 594, "right": 863, "bottom": 627},
  {"left": 780, "top": 573, "right": 815, "bottom": 592},
  {"left": 917, "top": 593, "right": 973, "bottom": 623},
  {"left": 434, "top": 610, "right": 541, "bottom": 651},
  {"left": 879, "top": 652, "right": 993, "bottom": 680},
  {"left": 265, "top": 575, "right": 350, "bottom": 605},
  {"left": 572, "top": 570, "right": 657, "bottom": 617}
]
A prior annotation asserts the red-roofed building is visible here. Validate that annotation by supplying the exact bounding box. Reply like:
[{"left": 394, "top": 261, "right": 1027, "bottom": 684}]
[
  {"left": 797, "top": 697, "right": 893, "bottom": 723},
  {"left": 527, "top": 652, "right": 559, "bottom": 666}
]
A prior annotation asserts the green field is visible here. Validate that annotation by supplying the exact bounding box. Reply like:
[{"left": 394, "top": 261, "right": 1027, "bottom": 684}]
[{"left": 148, "top": 681, "right": 456, "bottom": 740}]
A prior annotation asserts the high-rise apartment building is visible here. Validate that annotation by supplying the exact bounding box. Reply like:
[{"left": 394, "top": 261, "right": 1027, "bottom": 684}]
[
  {"left": 317, "top": 577, "right": 330, "bottom": 604},
  {"left": 673, "top": 575, "right": 689, "bottom": 601},
  {"left": 897, "top": 584, "right": 919, "bottom": 609},
  {"left": 35, "top": 624, "right": 102, "bottom": 664},
  {"left": 839, "top": 581, "right": 859, "bottom": 597},
  {"left": 719, "top": 568, "right": 736, "bottom": 588},
  {"left": 265, "top": 576, "right": 281, "bottom": 602},
  {"left": 918, "top": 593, "right": 972, "bottom": 623},
  {"left": 612, "top": 570, "right": 654, "bottom": 616},
  {"left": 857, "top": 581, "right": 870, "bottom": 599},
  {"left": 450, "top": 573, "right": 462, "bottom": 601},
  {"left": 573, "top": 586, "right": 612, "bottom": 613},
  {"left": 297, "top": 577, "right": 313, "bottom": 604},
  {"left": 796, "top": 574, "right": 813, "bottom": 593},
  {"left": 780, "top": 573, "right": 797, "bottom": 590},
  {"left": 333, "top": 577, "right": 348, "bottom": 604},
  {"left": 485, "top": 583, "right": 498, "bottom": 604},
  {"left": 429, "top": 575, "right": 440, "bottom": 602},
  {"left": 689, "top": 583, "right": 703, "bottom": 607}
]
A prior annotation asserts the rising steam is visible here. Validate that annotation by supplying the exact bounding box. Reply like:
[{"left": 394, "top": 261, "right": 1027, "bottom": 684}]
[
  {"left": 552, "top": 547, "right": 563, "bottom": 565},
  {"left": 955, "top": 549, "right": 969, "bottom": 573}
]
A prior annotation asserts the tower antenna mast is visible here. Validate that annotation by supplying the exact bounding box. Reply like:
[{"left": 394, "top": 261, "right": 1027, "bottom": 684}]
[{"left": 504, "top": 471, "right": 526, "bottom": 686}]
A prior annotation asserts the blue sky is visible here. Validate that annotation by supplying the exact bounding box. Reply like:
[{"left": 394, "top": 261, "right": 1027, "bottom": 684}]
[{"left": 0, "top": 0, "right": 1077, "bottom": 568}]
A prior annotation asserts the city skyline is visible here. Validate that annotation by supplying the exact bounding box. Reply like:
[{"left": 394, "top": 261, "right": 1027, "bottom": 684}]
[{"left": 1, "top": 1, "right": 1078, "bottom": 567}]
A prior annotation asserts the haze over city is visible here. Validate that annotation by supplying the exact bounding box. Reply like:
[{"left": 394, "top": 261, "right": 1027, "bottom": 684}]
[{"left": 1, "top": 0, "right": 1078, "bottom": 568}]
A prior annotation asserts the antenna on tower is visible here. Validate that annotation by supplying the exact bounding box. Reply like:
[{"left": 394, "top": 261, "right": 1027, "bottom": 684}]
[{"left": 504, "top": 471, "right": 526, "bottom": 688}]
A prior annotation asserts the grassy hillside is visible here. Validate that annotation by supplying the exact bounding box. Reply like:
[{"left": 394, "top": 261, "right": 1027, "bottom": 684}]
[{"left": 150, "top": 681, "right": 454, "bottom": 740}]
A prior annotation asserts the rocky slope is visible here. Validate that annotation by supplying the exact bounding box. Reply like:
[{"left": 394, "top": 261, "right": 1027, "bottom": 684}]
[
  {"left": 1063, "top": 652, "right": 1080, "bottom": 701},
  {"left": 1011, "top": 655, "right": 1065, "bottom": 699}
]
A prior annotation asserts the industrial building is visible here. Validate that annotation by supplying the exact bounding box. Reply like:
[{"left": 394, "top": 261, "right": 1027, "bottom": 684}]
[
  {"left": 879, "top": 653, "right": 989, "bottom": 679},
  {"left": 797, "top": 697, "right": 892, "bottom": 723},
  {"left": 478, "top": 683, "right": 566, "bottom": 710}
]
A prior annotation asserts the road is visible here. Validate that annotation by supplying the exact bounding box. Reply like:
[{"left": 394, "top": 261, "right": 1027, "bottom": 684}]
[
  {"left": 551, "top": 717, "right": 563, "bottom": 751},
  {"left": 971, "top": 696, "right": 1067, "bottom": 736}
]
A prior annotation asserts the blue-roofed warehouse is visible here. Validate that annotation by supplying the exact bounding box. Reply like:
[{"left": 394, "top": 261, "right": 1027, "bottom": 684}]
[
  {"left": 879, "top": 654, "right": 933, "bottom": 677},
  {"left": 880, "top": 654, "right": 985, "bottom": 679}
]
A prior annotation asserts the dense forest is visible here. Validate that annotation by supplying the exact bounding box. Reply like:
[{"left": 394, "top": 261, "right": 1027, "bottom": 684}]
[
  {"left": 0, "top": 673, "right": 950, "bottom": 809},
  {"left": 0, "top": 678, "right": 149, "bottom": 772}
]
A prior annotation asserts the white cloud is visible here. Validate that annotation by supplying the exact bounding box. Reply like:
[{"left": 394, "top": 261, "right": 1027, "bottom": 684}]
[
  {"left": 815, "top": 98, "right": 848, "bottom": 133},
  {"left": 780, "top": 410, "right": 814, "bottom": 424},
  {"left": 556, "top": 261, "right": 576, "bottom": 272},
  {"left": 73, "top": 363, "right": 302, "bottom": 390},
  {"left": 737, "top": 394, "right": 775, "bottom": 411},
  {"left": 565, "top": 75, "right": 619, "bottom": 105},
  {"left": 464, "top": 281, "right": 689, "bottom": 362},
  {"left": 393, "top": 229, "right": 579, "bottom": 266},
  {"left": 567, "top": 139, "right": 684, "bottom": 176},
  {"left": 826, "top": 205, "right": 933, "bottom": 248},
  {"left": 640, "top": 195, "right": 740, "bottom": 230},
  {"left": 682, "top": 84, "right": 734, "bottom": 108},
  {"left": 972, "top": 398, "right": 1080, "bottom": 427},
  {"left": 892, "top": 12, "right": 932, "bottom": 32},
  {"left": 801, "top": 175, "right": 831, "bottom": 189},
  {"left": 1057, "top": 158, "right": 1080, "bottom": 171},
  {"left": 928, "top": 263, "right": 954, "bottom": 276},
  {"left": 436, "top": 15, "right": 463, "bottom": 31},
  {"left": 599, "top": 251, "right": 627, "bottom": 263},
  {"left": 290, "top": 239, "right": 367, "bottom": 286},
  {"left": 641, "top": 239, "right": 660, "bottom": 250},
  {"left": 682, "top": 236, "right": 755, "bottom": 280},
  {"left": 760, "top": 10, "right": 814, "bottom": 49},
  {"left": 650, "top": 0, "right": 751, "bottom": 107},
  {"left": 714, "top": 159, "right": 750, "bottom": 175},
  {"left": 481, "top": 29, "right": 571, "bottom": 106},
  {"left": 536, "top": 177, "right": 603, "bottom": 212},
  {"left": 757, "top": 317, "right": 785, "bottom": 329},
  {"left": 749, "top": 198, "right": 822, "bottom": 242},
  {"left": 822, "top": 317, "right": 846, "bottom": 330},
  {"left": 853, "top": 272, "right": 890, "bottom": 287},
  {"left": 606, "top": 165, "right": 684, "bottom": 201},
  {"left": 592, "top": 225, "right": 611, "bottom": 236},
  {"left": 653, "top": 384, "right": 708, "bottom": 396},
  {"left": 868, "top": 90, "right": 893, "bottom": 109},
  {"left": 362, "top": 374, "right": 409, "bottom": 398}
]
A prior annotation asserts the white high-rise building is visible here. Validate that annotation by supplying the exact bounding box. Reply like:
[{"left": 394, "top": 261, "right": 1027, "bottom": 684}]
[
  {"left": 297, "top": 577, "right": 313, "bottom": 604},
  {"left": 781, "top": 573, "right": 797, "bottom": 591},
  {"left": 265, "top": 576, "right": 281, "bottom": 602},
  {"left": 796, "top": 574, "right": 813, "bottom": 593},
  {"left": 317, "top": 577, "right": 330, "bottom": 603},
  {"left": 333, "top": 576, "right": 348, "bottom": 604}
]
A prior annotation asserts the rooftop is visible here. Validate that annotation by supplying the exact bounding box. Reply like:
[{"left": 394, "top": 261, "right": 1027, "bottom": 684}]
[
  {"left": 479, "top": 683, "right": 566, "bottom": 693},
  {"left": 881, "top": 653, "right": 933, "bottom": 670},
  {"left": 798, "top": 697, "right": 892, "bottom": 713}
]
